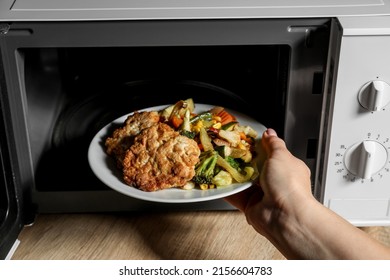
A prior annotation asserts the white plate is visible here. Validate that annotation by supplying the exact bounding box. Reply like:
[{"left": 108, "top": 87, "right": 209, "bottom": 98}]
[{"left": 88, "top": 104, "right": 266, "bottom": 203}]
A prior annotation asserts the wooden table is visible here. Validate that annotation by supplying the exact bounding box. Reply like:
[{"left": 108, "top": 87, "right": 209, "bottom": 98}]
[{"left": 11, "top": 211, "right": 390, "bottom": 260}]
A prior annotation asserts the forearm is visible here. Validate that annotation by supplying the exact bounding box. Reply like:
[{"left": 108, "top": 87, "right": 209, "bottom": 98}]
[{"left": 261, "top": 198, "right": 390, "bottom": 260}]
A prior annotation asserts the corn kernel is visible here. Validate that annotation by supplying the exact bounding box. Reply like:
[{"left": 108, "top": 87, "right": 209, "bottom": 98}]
[
  {"left": 212, "top": 122, "right": 222, "bottom": 129},
  {"left": 238, "top": 142, "right": 247, "bottom": 150},
  {"left": 200, "top": 184, "right": 209, "bottom": 190},
  {"left": 193, "top": 121, "right": 204, "bottom": 133}
]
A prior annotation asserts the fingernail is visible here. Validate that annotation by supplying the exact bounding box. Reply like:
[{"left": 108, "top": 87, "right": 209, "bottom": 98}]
[{"left": 266, "top": 128, "right": 277, "bottom": 137}]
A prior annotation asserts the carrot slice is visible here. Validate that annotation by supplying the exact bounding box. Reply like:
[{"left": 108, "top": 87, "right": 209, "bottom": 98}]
[
  {"left": 217, "top": 110, "right": 236, "bottom": 126},
  {"left": 171, "top": 115, "right": 183, "bottom": 128}
]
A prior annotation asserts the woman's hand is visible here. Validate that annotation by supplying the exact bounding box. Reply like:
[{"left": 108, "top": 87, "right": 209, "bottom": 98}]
[{"left": 225, "top": 128, "right": 390, "bottom": 260}]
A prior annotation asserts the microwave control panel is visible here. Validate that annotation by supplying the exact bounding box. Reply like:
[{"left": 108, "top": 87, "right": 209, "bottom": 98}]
[{"left": 321, "top": 16, "right": 390, "bottom": 226}]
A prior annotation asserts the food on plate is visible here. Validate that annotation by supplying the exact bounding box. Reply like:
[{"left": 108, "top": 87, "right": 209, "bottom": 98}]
[
  {"left": 122, "top": 123, "right": 200, "bottom": 192},
  {"left": 105, "top": 111, "right": 160, "bottom": 167},
  {"left": 104, "top": 98, "right": 259, "bottom": 191}
]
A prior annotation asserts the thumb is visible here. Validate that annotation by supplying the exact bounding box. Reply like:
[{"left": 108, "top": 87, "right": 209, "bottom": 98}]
[{"left": 261, "top": 128, "right": 288, "bottom": 157}]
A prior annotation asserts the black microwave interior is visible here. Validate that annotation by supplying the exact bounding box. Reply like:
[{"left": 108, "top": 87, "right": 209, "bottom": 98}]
[{"left": 23, "top": 45, "right": 289, "bottom": 192}]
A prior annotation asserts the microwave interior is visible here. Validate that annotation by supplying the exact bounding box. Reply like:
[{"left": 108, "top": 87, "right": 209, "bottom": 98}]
[
  {"left": 1, "top": 19, "right": 331, "bottom": 213},
  {"left": 27, "top": 45, "right": 288, "bottom": 191}
]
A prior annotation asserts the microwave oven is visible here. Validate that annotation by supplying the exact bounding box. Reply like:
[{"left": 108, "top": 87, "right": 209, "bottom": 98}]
[{"left": 2, "top": 0, "right": 390, "bottom": 258}]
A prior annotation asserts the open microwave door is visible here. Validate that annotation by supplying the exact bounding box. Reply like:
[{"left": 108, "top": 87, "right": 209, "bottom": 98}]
[{"left": 0, "top": 56, "right": 25, "bottom": 260}]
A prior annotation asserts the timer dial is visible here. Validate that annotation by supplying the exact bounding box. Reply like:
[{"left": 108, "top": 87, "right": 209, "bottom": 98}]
[
  {"left": 358, "top": 80, "right": 390, "bottom": 111},
  {"left": 344, "top": 140, "right": 388, "bottom": 179}
]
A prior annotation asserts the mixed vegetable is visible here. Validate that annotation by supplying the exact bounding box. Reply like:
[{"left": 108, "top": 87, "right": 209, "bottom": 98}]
[{"left": 159, "top": 98, "right": 259, "bottom": 190}]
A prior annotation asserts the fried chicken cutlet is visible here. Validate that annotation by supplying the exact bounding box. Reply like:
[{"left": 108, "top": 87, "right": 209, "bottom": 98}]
[
  {"left": 105, "top": 111, "right": 160, "bottom": 167},
  {"left": 122, "top": 122, "right": 200, "bottom": 192}
]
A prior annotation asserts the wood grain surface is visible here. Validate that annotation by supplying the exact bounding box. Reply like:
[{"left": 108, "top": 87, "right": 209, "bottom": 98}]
[{"left": 11, "top": 211, "right": 390, "bottom": 260}]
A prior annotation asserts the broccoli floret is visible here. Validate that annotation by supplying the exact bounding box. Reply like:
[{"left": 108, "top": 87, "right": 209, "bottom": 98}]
[
  {"left": 225, "top": 156, "right": 241, "bottom": 171},
  {"left": 192, "top": 150, "right": 218, "bottom": 185},
  {"left": 180, "top": 130, "right": 196, "bottom": 139}
]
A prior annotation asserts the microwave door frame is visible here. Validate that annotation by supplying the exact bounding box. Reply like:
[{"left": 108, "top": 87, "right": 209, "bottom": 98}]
[
  {"left": 0, "top": 121, "right": 23, "bottom": 260},
  {"left": 0, "top": 18, "right": 330, "bottom": 213},
  {"left": 0, "top": 84, "right": 23, "bottom": 260},
  {"left": 0, "top": 32, "right": 33, "bottom": 260}
]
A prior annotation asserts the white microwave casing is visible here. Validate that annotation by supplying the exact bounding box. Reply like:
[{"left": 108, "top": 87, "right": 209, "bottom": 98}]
[
  {"left": 1, "top": 0, "right": 390, "bottom": 21},
  {"left": 316, "top": 16, "right": 390, "bottom": 226}
]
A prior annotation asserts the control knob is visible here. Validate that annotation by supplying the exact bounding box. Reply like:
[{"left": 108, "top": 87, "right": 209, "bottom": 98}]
[
  {"left": 358, "top": 80, "right": 390, "bottom": 111},
  {"left": 344, "top": 140, "right": 388, "bottom": 179}
]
